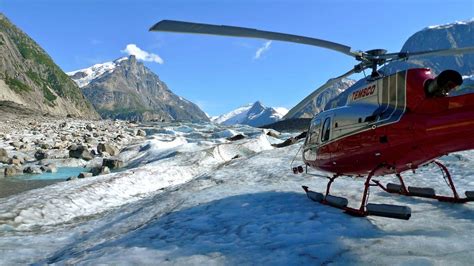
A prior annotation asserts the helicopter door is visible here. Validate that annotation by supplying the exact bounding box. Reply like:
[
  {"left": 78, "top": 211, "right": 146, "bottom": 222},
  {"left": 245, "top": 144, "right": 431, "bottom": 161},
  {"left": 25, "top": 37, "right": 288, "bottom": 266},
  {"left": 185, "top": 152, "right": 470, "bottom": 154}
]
[
  {"left": 318, "top": 116, "right": 333, "bottom": 160},
  {"left": 303, "top": 119, "right": 321, "bottom": 161}
]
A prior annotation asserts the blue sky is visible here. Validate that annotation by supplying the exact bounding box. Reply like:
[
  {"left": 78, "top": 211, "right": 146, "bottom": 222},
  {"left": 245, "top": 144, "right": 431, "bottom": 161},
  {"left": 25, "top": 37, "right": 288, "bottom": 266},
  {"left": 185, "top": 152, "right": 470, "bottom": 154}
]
[{"left": 1, "top": 0, "right": 473, "bottom": 116}]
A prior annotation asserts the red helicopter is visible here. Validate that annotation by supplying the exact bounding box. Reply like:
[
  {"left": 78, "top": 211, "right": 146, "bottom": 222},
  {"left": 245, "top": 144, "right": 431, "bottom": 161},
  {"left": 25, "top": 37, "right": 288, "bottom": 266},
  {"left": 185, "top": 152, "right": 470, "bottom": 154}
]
[{"left": 150, "top": 20, "right": 474, "bottom": 220}]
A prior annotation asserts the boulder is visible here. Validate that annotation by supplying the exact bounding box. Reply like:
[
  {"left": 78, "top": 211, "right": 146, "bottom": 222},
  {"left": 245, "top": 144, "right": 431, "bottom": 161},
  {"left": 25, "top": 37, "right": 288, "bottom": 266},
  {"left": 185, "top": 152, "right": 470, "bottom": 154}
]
[
  {"left": 78, "top": 172, "right": 93, "bottom": 178},
  {"left": 41, "top": 164, "right": 57, "bottom": 173},
  {"left": 66, "top": 176, "right": 77, "bottom": 181},
  {"left": 90, "top": 166, "right": 111, "bottom": 176},
  {"left": 34, "top": 150, "right": 49, "bottom": 160},
  {"left": 0, "top": 156, "right": 9, "bottom": 164},
  {"left": 0, "top": 148, "right": 7, "bottom": 157},
  {"left": 40, "top": 143, "right": 50, "bottom": 149},
  {"left": 103, "top": 158, "right": 124, "bottom": 170},
  {"left": 8, "top": 158, "right": 22, "bottom": 166},
  {"left": 272, "top": 137, "right": 297, "bottom": 148},
  {"left": 85, "top": 137, "right": 96, "bottom": 144},
  {"left": 23, "top": 166, "right": 43, "bottom": 174},
  {"left": 12, "top": 155, "right": 24, "bottom": 164},
  {"left": 97, "top": 143, "right": 119, "bottom": 156},
  {"left": 4, "top": 166, "right": 19, "bottom": 177},
  {"left": 227, "top": 134, "right": 246, "bottom": 141},
  {"left": 265, "top": 129, "right": 280, "bottom": 138},
  {"left": 68, "top": 144, "right": 78, "bottom": 150},
  {"left": 9, "top": 142, "right": 21, "bottom": 148},
  {"left": 137, "top": 129, "right": 147, "bottom": 137},
  {"left": 69, "top": 145, "right": 93, "bottom": 161},
  {"left": 86, "top": 124, "right": 94, "bottom": 131}
]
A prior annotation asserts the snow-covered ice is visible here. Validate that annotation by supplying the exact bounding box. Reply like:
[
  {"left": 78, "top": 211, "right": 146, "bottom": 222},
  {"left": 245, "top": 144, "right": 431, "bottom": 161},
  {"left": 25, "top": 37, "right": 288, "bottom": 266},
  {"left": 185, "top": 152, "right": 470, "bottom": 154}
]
[{"left": 1, "top": 122, "right": 474, "bottom": 265}]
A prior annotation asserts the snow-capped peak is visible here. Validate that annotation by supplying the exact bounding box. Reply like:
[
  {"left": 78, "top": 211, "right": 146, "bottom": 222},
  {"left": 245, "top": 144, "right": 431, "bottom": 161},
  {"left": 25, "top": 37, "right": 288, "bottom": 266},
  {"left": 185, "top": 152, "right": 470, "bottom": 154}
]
[
  {"left": 425, "top": 19, "right": 473, "bottom": 30},
  {"left": 67, "top": 56, "right": 129, "bottom": 88},
  {"left": 213, "top": 101, "right": 288, "bottom": 127},
  {"left": 212, "top": 103, "right": 254, "bottom": 124}
]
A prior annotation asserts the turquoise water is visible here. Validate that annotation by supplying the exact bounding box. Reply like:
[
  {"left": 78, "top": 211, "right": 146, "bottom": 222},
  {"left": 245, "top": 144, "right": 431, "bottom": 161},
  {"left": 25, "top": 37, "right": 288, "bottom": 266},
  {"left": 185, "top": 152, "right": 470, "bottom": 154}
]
[
  {"left": 0, "top": 167, "right": 88, "bottom": 198},
  {"left": 16, "top": 167, "right": 88, "bottom": 180}
]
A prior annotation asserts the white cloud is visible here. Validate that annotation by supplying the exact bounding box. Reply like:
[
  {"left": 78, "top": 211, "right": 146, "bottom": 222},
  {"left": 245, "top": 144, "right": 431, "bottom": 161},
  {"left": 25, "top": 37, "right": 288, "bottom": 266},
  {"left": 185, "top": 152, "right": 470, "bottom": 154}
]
[
  {"left": 121, "top": 44, "right": 164, "bottom": 64},
  {"left": 254, "top": 41, "right": 272, "bottom": 59}
]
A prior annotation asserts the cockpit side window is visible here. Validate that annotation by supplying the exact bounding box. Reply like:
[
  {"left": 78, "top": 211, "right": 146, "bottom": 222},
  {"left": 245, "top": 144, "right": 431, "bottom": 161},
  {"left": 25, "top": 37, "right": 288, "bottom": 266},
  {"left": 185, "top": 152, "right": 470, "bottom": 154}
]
[
  {"left": 321, "top": 117, "right": 331, "bottom": 142},
  {"left": 308, "top": 119, "right": 321, "bottom": 145}
]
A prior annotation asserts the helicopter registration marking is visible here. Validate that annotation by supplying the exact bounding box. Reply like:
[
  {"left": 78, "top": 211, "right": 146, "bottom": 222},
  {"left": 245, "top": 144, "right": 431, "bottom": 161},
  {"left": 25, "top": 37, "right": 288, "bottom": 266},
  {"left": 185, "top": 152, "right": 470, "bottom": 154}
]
[{"left": 352, "top": 84, "right": 376, "bottom": 101}]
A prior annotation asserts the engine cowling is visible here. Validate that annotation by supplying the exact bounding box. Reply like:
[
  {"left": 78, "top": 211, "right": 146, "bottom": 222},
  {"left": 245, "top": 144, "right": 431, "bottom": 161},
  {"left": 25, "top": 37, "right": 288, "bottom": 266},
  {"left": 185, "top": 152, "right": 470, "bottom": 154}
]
[{"left": 424, "top": 69, "right": 463, "bottom": 97}]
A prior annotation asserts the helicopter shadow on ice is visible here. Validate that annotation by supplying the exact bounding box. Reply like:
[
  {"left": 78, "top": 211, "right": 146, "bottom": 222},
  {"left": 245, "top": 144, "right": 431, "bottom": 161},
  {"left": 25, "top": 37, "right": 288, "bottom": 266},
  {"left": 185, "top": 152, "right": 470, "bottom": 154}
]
[{"left": 42, "top": 191, "right": 387, "bottom": 264}]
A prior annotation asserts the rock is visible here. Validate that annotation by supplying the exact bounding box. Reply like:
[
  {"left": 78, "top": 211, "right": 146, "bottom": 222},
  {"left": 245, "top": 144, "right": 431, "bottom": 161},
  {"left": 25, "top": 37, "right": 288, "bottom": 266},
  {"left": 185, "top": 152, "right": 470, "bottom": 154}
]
[
  {"left": 97, "top": 143, "right": 119, "bottom": 156},
  {"left": 40, "top": 164, "right": 57, "bottom": 173},
  {"left": 86, "top": 124, "right": 95, "bottom": 131},
  {"left": 8, "top": 158, "right": 22, "bottom": 166},
  {"left": 78, "top": 172, "right": 93, "bottom": 178},
  {"left": 295, "top": 131, "right": 307, "bottom": 140},
  {"left": 34, "top": 150, "right": 49, "bottom": 160},
  {"left": 265, "top": 129, "right": 280, "bottom": 138},
  {"left": 69, "top": 145, "right": 93, "bottom": 161},
  {"left": 272, "top": 137, "right": 297, "bottom": 148},
  {"left": 68, "top": 144, "right": 78, "bottom": 150},
  {"left": 85, "top": 137, "right": 96, "bottom": 144},
  {"left": 9, "top": 142, "right": 21, "bottom": 148},
  {"left": 23, "top": 166, "right": 42, "bottom": 174},
  {"left": 103, "top": 158, "right": 124, "bottom": 170},
  {"left": 4, "top": 166, "right": 19, "bottom": 177},
  {"left": 90, "top": 166, "right": 111, "bottom": 176},
  {"left": 0, "top": 156, "right": 9, "bottom": 164},
  {"left": 60, "top": 122, "right": 67, "bottom": 128},
  {"left": 0, "top": 148, "right": 7, "bottom": 157},
  {"left": 53, "top": 142, "right": 66, "bottom": 149},
  {"left": 40, "top": 143, "right": 50, "bottom": 149},
  {"left": 227, "top": 134, "right": 246, "bottom": 141},
  {"left": 12, "top": 155, "right": 24, "bottom": 163},
  {"left": 137, "top": 129, "right": 147, "bottom": 137},
  {"left": 66, "top": 176, "right": 77, "bottom": 181}
]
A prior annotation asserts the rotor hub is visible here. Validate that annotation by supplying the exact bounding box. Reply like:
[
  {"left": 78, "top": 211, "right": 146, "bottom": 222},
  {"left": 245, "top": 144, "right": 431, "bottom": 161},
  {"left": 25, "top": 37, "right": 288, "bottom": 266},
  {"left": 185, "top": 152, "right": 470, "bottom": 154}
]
[{"left": 365, "top": 49, "right": 387, "bottom": 56}]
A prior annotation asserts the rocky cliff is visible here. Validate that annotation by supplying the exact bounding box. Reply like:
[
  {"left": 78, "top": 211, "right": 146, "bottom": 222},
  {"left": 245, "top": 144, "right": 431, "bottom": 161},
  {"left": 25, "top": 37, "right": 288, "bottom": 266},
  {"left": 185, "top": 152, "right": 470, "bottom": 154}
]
[
  {"left": 0, "top": 14, "right": 99, "bottom": 119},
  {"left": 69, "top": 56, "right": 209, "bottom": 122}
]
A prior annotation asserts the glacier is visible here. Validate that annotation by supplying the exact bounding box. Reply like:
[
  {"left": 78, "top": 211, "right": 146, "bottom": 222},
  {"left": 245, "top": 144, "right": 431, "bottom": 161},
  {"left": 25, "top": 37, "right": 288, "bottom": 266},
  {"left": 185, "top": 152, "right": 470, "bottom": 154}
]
[{"left": 0, "top": 122, "right": 474, "bottom": 265}]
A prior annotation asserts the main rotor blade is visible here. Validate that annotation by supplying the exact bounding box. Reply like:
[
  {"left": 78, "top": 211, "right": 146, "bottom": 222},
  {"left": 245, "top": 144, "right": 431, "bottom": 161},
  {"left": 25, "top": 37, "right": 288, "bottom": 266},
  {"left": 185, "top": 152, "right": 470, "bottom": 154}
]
[
  {"left": 283, "top": 68, "right": 358, "bottom": 120},
  {"left": 150, "top": 20, "right": 360, "bottom": 58},
  {"left": 381, "top": 46, "right": 474, "bottom": 61}
]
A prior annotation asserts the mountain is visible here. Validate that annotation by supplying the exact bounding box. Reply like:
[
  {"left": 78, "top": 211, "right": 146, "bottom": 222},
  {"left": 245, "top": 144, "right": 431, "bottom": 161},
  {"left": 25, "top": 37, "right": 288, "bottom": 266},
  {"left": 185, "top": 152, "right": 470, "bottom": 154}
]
[
  {"left": 382, "top": 20, "right": 474, "bottom": 76},
  {"left": 68, "top": 56, "right": 209, "bottom": 122},
  {"left": 285, "top": 20, "right": 473, "bottom": 120},
  {"left": 0, "top": 14, "right": 99, "bottom": 119},
  {"left": 212, "top": 101, "right": 288, "bottom": 127},
  {"left": 283, "top": 78, "right": 356, "bottom": 119}
]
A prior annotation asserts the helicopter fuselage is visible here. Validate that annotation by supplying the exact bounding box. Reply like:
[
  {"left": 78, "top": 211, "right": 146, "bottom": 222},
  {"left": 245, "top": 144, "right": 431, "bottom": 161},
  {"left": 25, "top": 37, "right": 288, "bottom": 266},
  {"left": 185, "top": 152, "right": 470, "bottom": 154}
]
[{"left": 303, "top": 68, "right": 474, "bottom": 176}]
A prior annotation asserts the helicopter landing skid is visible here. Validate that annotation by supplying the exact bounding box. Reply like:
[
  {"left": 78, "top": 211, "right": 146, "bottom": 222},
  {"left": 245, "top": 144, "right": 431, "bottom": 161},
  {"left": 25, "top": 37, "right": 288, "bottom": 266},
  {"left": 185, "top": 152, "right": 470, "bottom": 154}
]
[
  {"left": 302, "top": 164, "right": 412, "bottom": 220},
  {"left": 302, "top": 161, "right": 474, "bottom": 220},
  {"left": 373, "top": 160, "right": 474, "bottom": 203}
]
